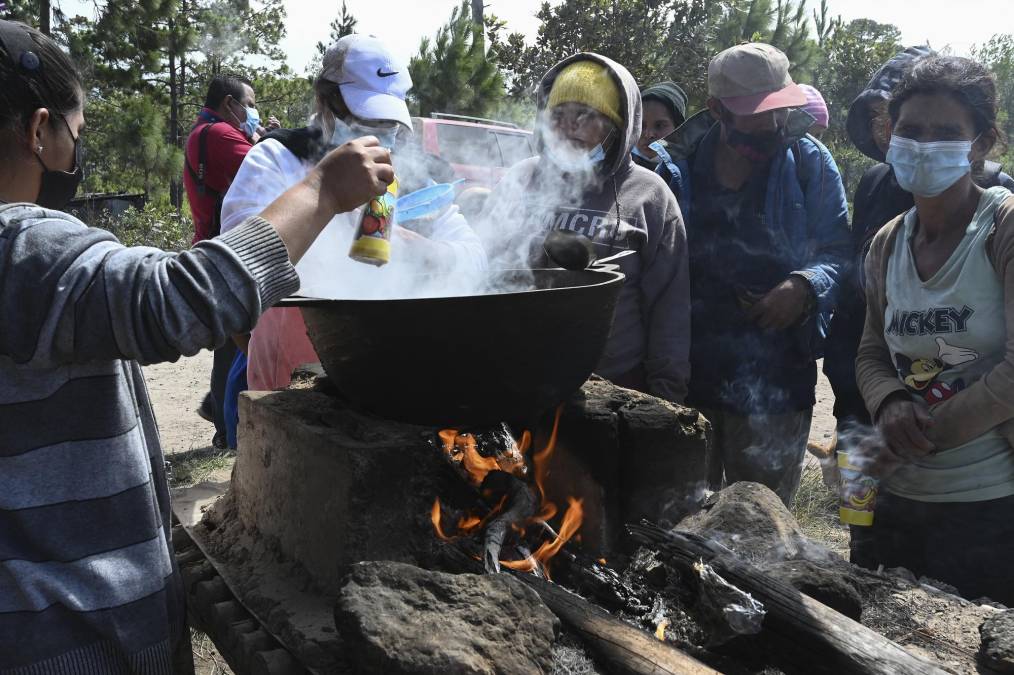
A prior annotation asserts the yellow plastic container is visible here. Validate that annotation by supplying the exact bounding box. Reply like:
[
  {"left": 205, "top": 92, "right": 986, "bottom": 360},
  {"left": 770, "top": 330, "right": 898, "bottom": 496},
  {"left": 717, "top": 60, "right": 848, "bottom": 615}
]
[
  {"left": 349, "top": 177, "right": 399, "bottom": 267},
  {"left": 838, "top": 452, "right": 878, "bottom": 526}
]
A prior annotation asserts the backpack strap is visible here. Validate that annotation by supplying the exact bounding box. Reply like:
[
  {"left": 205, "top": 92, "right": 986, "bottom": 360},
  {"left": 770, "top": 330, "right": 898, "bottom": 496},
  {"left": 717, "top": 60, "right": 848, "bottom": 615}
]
[
  {"left": 185, "top": 122, "right": 223, "bottom": 199},
  {"left": 185, "top": 121, "right": 225, "bottom": 237},
  {"left": 790, "top": 136, "right": 826, "bottom": 244}
]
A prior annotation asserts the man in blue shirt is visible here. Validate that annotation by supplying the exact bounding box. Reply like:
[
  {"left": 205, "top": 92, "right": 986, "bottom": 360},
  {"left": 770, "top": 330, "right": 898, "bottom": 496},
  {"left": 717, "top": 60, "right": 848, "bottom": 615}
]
[{"left": 655, "top": 43, "right": 850, "bottom": 505}]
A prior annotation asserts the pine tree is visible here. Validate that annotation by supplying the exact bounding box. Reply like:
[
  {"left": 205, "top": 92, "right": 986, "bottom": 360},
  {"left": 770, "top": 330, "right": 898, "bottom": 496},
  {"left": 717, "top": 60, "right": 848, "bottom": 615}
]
[{"left": 408, "top": 0, "right": 505, "bottom": 118}]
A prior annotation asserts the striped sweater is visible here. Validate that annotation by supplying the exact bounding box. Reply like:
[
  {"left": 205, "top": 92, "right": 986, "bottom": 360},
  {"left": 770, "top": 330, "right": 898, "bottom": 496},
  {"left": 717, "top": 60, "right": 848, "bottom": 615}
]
[{"left": 0, "top": 204, "right": 299, "bottom": 673}]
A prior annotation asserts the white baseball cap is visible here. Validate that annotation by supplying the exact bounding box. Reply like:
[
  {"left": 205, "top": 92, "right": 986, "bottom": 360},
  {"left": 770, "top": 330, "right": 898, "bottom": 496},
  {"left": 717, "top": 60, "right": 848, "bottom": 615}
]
[{"left": 320, "top": 34, "right": 413, "bottom": 130}]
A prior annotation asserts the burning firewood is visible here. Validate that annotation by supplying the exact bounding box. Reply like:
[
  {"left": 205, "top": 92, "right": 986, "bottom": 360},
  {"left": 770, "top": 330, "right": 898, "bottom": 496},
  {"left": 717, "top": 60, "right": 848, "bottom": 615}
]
[
  {"left": 429, "top": 408, "right": 582, "bottom": 576},
  {"left": 480, "top": 472, "right": 539, "bottom": 573}
]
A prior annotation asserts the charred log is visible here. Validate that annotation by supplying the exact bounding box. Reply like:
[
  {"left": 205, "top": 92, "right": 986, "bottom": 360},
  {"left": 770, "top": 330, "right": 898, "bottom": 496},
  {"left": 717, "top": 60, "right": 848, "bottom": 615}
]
[
  {"left": 441, "top": 544, "right": 717, "bottom": 675},
  {"left": 627, "top": 523, "right": 949, "bottom": 675},
  {"left": 480, "top": 472, "right": 539, "bottom": 573}
]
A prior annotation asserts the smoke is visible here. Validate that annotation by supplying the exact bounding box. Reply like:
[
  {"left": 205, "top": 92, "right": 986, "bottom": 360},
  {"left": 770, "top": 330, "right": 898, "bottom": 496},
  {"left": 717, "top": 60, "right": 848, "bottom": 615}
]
[
  {"left": 296, "top": 112, "right": 614, "bottom": 302},
  {"left": 475, "top": 115, "right": 615, "bottom": 275}
]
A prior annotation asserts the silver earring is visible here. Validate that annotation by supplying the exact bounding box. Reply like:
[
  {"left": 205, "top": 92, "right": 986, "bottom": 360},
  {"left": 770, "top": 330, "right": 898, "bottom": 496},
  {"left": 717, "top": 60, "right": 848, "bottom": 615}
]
[{"left": 37, "top": 146, "right": 43, "bottom": 153}]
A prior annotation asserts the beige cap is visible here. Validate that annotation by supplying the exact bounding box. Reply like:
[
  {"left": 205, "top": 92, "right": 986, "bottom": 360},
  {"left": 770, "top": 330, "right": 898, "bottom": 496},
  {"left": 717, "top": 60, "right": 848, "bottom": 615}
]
[{"left": 708, "top": 43, "right": 806, "bottom": 115}]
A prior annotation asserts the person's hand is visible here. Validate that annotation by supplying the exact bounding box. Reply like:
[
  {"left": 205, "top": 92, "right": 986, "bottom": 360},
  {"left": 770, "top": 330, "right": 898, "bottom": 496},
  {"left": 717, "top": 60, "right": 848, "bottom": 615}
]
[
  {"left": 310, "top": 136, "right": 394, "bottom": 215},
  {"left": 875, "top": 395, "right": 935, "bottom": 461},
  {"left": 266, "top": 115, "right": 281, "bottom": 131},
  {"left": 746, "top": 276, "right": 813, "bottom": 330}
]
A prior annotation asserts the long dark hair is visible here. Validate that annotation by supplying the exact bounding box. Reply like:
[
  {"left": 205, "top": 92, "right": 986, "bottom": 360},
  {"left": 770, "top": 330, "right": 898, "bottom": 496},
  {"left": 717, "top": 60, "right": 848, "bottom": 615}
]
[
  {"left": 888, "top": 56, "right": 1007, "bottom": 173},
  {"left": 0, "top": 20, "right": 83, "bottom": 149}
]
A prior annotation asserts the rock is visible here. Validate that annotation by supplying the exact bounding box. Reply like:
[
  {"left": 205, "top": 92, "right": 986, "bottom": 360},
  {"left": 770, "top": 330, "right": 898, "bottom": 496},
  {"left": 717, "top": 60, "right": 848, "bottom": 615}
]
[
  {"left": 980, "top": 610, "right": 1014, "bottom": 673},
  {"left": 678, "top": 482, "right": 811, "bottom": 564},
  {"left": 763, "top": 559, "right": 863, "bottom": 620},
  {"left": 552, "top": 377, "right": 709, "bottom": 555},
  {"left": 335, "top": 561, "right": 559, "bottom": 675}
]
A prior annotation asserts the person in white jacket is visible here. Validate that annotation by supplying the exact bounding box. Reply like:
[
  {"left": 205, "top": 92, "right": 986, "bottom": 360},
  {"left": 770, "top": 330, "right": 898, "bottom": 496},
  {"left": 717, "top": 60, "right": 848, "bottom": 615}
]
[{"left": 221, "top": 34, "right": 487, "bottom": 390}]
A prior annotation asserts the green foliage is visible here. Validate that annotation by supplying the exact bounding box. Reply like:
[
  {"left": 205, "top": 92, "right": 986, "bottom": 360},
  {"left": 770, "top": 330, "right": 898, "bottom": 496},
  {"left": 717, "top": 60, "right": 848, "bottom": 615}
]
[
  {"left": 252, "top": 68, "right": 313, "bottom": 128},
  {"left": 713, "top": 0, "right": 815, "bottom": 77},
  {"left": 491, "top": 0, "right": 711, "bottom": 108},
  {"left": 306, "top": 1, "right": 358, "bottom": 76},
  {"left": 408, "top": 1, "right": 505, "bottom": 118},
  {"left": 100, "top": 199, "right": 194, "bottom": 252},
  {"left": 82, "top": 93, "right": 183, "bottom": 198},
  {"left": 972, "top": 33, "right": 1014, "bottom": 171},
  {"left": 796, "top": 17, "right": 901, "bottom": 200},
  {"left": 810, "top": 19, "right": 901, "bottom": 134},
  {"left": 315, "top": 0, "right": 357, "bottom": 55}
]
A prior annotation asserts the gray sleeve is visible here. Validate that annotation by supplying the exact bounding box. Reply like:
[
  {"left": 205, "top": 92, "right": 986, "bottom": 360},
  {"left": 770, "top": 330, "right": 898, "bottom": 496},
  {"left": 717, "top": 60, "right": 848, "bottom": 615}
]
[
  {"left": 641, "top": 200, "right": 691, "bottom": 405},
  {"left": 0, "top": 206, "right": 299, "bottom": 367}
]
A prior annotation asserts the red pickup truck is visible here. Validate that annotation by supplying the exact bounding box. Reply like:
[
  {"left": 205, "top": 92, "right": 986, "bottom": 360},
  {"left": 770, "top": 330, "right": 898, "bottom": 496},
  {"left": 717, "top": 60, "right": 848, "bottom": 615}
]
[{"left": 411, "top": 113, "right": 536, "bottom": 189}]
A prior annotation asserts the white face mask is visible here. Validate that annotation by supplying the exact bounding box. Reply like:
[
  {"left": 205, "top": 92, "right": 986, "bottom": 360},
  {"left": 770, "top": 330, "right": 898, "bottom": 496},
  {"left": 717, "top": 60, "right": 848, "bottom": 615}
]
[
  {"left": 330, "top": 116, "right": 400, "bottom": 149},
  {"left": 886, "top": 135, "right": 978, "bottom": 197}
]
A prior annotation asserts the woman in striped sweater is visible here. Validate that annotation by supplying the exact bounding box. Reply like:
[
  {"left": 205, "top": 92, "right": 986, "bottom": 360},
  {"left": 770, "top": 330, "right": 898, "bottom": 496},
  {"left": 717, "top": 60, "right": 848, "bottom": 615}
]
[{"left": 0, "top": 20, "right": 393, "bottom": 673}]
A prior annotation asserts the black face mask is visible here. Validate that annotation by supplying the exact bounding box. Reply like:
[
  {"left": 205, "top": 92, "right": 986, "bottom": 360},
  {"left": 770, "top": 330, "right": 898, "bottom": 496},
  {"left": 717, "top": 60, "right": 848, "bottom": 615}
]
[
  {"left": 36, "top": 115, "right": 83, "bottom": 210},
  {"left": 724, "top": 125, "right": 787, "bottom": 164}
]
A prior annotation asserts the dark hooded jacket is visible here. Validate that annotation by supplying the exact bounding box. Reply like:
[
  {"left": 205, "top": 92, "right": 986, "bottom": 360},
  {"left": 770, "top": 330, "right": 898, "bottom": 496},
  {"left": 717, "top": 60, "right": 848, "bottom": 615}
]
[
  {"left": 825, "top": 47, "right": 1014, "bottom": 424},
  {"left": 654, "top": 109, "right": 851, "bottom": 414},
  {"left": 632, "top": 82, "right": 688, "bottom": 170},
  {"left": 479, "top": 53, "right": 691, "bottom": 404}
]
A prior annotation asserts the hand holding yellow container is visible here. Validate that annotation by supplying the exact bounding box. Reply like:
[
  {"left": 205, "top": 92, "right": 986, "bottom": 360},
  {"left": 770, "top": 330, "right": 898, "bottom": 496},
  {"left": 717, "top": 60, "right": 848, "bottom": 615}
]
[
  {"left": 349, "top": 176, "right": 399, "bottom": 266},
  {"left": 838, "top": 452, "right": 879, "bottom": 526}
]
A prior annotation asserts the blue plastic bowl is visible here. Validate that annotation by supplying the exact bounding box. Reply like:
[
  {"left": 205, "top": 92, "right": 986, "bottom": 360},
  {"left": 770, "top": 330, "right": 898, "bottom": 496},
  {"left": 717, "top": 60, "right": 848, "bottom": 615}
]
[{"left": 397, "top": 182, "right": 459, "bottom": 223}]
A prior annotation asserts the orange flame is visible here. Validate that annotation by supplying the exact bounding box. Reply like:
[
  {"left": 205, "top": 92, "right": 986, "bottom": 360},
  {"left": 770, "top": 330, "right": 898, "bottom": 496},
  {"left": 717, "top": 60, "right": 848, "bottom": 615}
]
[
  {"left": 655, "top": 618, "right": 669, "bottom": 641},
  {"left": 532, "top": 407, "right": 562, "bottom": 507},
  {"left": 500, "top": 556, "right": 539, "bottom": 573},
  {"left": 517, "top": 430, "right": 532, "bottom": 454},
  {"left": 431, "top": 498, "right": 453, "bottom": 542},
  {"left": 532, "top": 496, "right": 584, "bottom": 578},
  {"left": 439, "top": 430, "right": 501, "bottom": 487},
  {"left": 433, "top": 408, "right": 583, "bottom": 580}
]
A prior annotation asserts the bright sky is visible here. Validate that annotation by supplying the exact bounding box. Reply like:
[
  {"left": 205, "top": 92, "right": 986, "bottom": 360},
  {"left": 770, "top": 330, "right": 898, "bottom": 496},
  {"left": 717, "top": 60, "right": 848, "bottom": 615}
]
[
  {"left": 56, "top": 0, "right": 1009, "bottom": 74},
  {"left": 275, "top": 0, "right": 1010, "bottom": 75}
]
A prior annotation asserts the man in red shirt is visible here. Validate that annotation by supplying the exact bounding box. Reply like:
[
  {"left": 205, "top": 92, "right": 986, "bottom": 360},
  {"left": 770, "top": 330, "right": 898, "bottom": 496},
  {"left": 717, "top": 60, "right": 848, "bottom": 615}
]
[{"left": 184, "top": 73, "right": 276, "bottom": 446}]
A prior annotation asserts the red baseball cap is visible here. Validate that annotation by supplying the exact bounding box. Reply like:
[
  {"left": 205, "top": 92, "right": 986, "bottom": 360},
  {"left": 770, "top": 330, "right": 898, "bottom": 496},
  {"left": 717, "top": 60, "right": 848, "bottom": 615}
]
[{"left": 708, "top": 43, "right": 807, "bottom": 116}]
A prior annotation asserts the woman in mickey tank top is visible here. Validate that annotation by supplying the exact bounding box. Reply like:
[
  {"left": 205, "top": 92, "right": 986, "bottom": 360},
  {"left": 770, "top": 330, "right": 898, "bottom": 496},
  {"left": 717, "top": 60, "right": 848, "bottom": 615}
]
[{"left": 857, "top": 56, "right": 1014, "bottom": 604}]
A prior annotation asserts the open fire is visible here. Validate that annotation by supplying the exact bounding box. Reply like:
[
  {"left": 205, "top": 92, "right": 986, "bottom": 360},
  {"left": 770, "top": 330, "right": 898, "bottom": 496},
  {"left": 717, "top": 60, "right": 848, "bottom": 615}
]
[{"left": 429, "top": 408, "right": 584, "bottom": 578}]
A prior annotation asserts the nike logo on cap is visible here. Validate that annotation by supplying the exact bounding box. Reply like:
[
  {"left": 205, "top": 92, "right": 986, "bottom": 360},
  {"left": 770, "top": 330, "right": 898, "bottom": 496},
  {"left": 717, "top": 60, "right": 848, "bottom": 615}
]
[{"left": 377, "top": 68, "right": 399, "bottom": 78}]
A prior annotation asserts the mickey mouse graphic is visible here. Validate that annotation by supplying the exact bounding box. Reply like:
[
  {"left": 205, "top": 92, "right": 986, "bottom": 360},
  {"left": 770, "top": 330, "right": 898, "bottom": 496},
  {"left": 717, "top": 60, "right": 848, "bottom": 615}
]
[{"left": 895, "top": 337, "right": 980, "bottom": 405}]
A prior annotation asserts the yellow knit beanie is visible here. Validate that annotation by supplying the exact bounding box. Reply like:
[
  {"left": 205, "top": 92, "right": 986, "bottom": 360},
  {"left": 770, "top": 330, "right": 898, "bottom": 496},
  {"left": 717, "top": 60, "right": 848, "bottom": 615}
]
[{"left": 547, "top": 60, "right": 623, "bottom": 128}]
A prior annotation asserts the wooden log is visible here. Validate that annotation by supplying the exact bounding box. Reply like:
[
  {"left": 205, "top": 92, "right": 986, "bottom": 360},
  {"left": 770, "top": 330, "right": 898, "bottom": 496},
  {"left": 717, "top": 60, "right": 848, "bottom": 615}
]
[
  {"left": 627, "top": 523, "right": 949, "bottom": 675},
  {"left": 442, "top": 545, "right": 717, "bottom": 675},
  {"left": 519, "top": 574, "right": 719, "bottom": 675}
]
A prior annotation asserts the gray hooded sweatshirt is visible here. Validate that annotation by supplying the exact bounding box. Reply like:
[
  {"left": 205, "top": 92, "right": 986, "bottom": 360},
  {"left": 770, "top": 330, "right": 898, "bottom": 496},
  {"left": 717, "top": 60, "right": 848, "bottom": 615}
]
[{"left": 480, "top": 53, "right": 690, "bottom": 403}]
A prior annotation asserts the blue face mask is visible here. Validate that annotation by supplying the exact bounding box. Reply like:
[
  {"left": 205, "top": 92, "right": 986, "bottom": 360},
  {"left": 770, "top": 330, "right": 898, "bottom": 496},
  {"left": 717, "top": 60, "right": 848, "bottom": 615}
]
[
  {"left": 546, "top": 130, "right": 612, "bottom": 173},
  {"left": 330, "top": 116, "right": 400, "bottom": 149},
  {"left": 631, "top": 145, "right": 658, "bottom": 163},
  {"left": 231, "top": 100, "right": 260, "bottom": 139},
  {"left": 886, "top": 135, "right": 976, "bottom": 197}
]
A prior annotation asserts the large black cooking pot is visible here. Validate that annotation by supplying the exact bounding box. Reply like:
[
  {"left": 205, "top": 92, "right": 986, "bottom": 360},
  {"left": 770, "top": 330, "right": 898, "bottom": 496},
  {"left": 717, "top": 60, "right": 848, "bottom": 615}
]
[{"left": 276, "top": 266, "right": 624, "bottom": 427}]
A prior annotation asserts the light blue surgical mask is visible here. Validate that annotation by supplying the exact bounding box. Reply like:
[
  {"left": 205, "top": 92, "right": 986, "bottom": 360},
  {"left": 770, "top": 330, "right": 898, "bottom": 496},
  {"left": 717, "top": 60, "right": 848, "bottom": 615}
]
[
  {"left": 631, "top": 144, "right": 659, "bottom": 164},
  {"left": 886, "top": 135, "right": 977, "bottom": 197},
  {"left": 235, "top": 103, "right": 260, "bottom": 139},
  {"left": 330, "top": 116, "right": 400, "bottom": 149},
  {"left": 546, "top": 130, "right": 612, "bottom": 173}
]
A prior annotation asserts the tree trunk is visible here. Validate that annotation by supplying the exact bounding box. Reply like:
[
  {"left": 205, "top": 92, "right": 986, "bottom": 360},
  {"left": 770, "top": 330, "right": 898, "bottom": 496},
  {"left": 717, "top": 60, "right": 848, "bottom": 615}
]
[
  {"left": 167, "top": 16, "right": 183, "bottom": 210},
  {"left": 39, "top": 0, "right": 51, "bottom": 35},
  {"left": 470, "top": 0, "right": 484, "bottom": 32}
]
